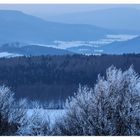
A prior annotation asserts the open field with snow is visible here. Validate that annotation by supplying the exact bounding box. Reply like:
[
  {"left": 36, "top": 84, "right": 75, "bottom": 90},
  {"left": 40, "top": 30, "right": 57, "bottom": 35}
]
[{"left": 27, "top": 109, "right": 66, "bottom": 126}]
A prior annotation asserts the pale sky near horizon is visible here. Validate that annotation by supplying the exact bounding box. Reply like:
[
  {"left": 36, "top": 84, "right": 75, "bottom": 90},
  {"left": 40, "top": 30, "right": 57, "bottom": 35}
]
[{"left": 0, "top": 4, "right": 140, "bottom": 18}]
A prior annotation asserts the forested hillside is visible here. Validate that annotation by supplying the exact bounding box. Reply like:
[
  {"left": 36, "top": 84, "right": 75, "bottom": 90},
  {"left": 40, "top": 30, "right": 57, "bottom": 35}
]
[{"left": 0, "top": 54, "right": 140, "bottom": 103}]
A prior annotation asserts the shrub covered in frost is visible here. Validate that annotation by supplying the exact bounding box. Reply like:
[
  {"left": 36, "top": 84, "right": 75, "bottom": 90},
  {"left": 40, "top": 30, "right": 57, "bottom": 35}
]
[
  {"left": 0, "top": 86, "right": 50, "bottom": 136},
  {"left": 0, "top": 86, "right": 28, "bottom": 135},
  {"left": 54, "top": 66, "right": 140, "bottom": 136},
  {"left": 0, "top": 86, "right": 16, "bottom": 135},
  {"left": 17, "top": 101, "right": 51, "bottom": 136}
]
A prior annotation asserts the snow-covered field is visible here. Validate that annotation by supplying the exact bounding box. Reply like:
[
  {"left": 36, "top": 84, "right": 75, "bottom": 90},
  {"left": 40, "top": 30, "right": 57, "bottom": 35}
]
[
  {"left": 30, "top": 34, "right": 138, "bottom": 50},
  {"left": 46, "top": 109, "right": 66, "bottom": 124},
  {"left": 0, "top": 52, "right": 22, "bottom": 58},
  {"left": 50, "top": 34, "right": 138, "bottom": 49},
  {"left": 27, "top": 109, "right": 66, "bottom": 126},
  {"left": 0, "top": 34, "right": 138, "bottom": 57}
]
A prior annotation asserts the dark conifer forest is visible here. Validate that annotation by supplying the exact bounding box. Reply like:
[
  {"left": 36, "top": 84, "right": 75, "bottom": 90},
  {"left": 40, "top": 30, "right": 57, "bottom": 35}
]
[{"left": 0, "top": 54, "right": 140, "bottom": 103}]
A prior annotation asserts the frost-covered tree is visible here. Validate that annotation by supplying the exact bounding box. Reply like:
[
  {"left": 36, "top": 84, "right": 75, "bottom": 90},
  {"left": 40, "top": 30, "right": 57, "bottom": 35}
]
[
  {"left": 12, "top": 99, "right": 29, "bottom": 135},
  {"left": 28, "top": 108, "right": 50, "bottom": 136},
  {"left": 17, "top": 101, "right": 50, "bottom": 136},
  {"left": 0, "top": 86, "right": 17, "bottom": 135},
  {"left": 0, "top": 86, "right": 29, "bottom": 135},
  {"left": 53, "top": 85, "right": 94, "bottom": 136},
  {"left": 54, "top": 66, "right": 140, "bottom": 136},
  {"left": 0, "top": 86, "right": 51, "bottom": 136}
]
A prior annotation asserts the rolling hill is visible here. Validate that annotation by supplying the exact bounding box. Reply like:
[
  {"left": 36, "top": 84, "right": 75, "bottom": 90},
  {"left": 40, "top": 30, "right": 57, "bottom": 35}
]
[
  {"left": 66, "top": 36, "right": 140, "bottom": 55},
  {"left": 46, "top": 7, "right": 140, "bottom": 33},
  {"left": 0, "top": 10, "right": 114, "bottom": 45},
  {"left": 0, "top": 43, "right": 74, "bottom": 56},
  {"left": 99, "top": 36, "right": 140, "bottom": 54}
]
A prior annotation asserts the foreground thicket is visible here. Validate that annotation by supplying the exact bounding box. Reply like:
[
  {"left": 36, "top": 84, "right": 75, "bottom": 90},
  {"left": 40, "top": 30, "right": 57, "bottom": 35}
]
[
  {"left": 54, "top": 66, "right": 140, "bottom": 136},
  {"left": 0, "top": 86, "right": 50, "bottom": 136},
  {"left": 0, "top": 66, "right": 140, "bottom": 136}
]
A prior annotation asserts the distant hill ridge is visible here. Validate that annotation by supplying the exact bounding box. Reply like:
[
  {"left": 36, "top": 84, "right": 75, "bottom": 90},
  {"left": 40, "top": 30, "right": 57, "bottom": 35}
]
[
  {"left": 0, "top": 42, "right": 74, "bottom": 56},
  {"left": 99, "top": 36, "right": 140, "bottom": 54},
  {"left": 0, "top": 10, "right": 113, "bottom": 45},
  {"left": 46, "top": 7, "right": 140, "bottom": 32}
]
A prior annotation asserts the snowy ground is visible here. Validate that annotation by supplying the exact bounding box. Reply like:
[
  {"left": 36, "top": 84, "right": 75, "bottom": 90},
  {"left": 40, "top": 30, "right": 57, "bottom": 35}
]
[
  {"left": 0, "top": 34, "right": 138, "bottom": 57},
  {"left": 27, "top": 109, "right": 66, "bottom": 126},
  {"left": 33, "top": 34, "right": 138, "bottom": 49},
  {"left": 47, "top": 109, "right": 66, "bottom": 125},
  {"left": 0, "top": 52, "right": 22, "bottom": 58}
]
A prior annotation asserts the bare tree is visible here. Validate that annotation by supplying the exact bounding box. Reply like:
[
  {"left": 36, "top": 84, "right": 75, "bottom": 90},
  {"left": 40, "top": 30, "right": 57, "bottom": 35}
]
[
  {"left": 54, "top": 66, "right": 140, "bottom": 136},
  {"left": 0, "top": 86, "right": 29, "bottom": 135},
  {"left": 0, "top": 86, "right": 17, "bottom": 135},
  {"left": 17, "top": 101, "right": 51, "bottom": 136}
]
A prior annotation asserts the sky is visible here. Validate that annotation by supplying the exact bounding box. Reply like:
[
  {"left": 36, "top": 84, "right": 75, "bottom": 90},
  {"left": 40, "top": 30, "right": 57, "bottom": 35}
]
[{"left": 0, "top": 4, "right": 140, "bottom": 18}]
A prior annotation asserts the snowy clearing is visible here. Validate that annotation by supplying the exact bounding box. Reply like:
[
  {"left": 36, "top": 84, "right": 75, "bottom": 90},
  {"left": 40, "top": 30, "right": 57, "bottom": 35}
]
[
  {"left": 27, "top": 109, "right": 66, "bottom": 126},
  {"left": 31, "top": 34, "right": 138, "bottom": 50},
  {"left": 0, "top": 52, "right": 22, "bottom": 58}
]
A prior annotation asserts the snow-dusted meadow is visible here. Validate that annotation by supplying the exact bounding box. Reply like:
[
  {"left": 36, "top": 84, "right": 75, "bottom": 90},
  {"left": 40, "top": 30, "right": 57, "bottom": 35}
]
[
  {"left": 31, "top": 34, "right": 138, "bottom": 49},
  {"left": 0, "top": 52, "right": 23, "bottom": 58},
  {"left": 48, "top": 34, "right": 138, "bottom": 49},
  {"left": 27, "top": 109, "right": 65, "bottom": 127},
  {"left": 0, "top": 34, "right": 138, "bottom": 58},
  {"left": 29, "top": 34, "right": 139, "bottom": 55}
]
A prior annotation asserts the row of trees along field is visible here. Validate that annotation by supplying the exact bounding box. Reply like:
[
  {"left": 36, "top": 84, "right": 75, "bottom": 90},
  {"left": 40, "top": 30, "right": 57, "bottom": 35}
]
[{"left": 0, "top": 54, "right": 140, "bottom": 104}]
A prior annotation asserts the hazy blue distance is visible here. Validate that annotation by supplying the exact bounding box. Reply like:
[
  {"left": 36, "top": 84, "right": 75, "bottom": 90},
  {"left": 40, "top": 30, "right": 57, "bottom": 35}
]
[{"left": 0, "top": 4, "right": 140, "bottom": 19}]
